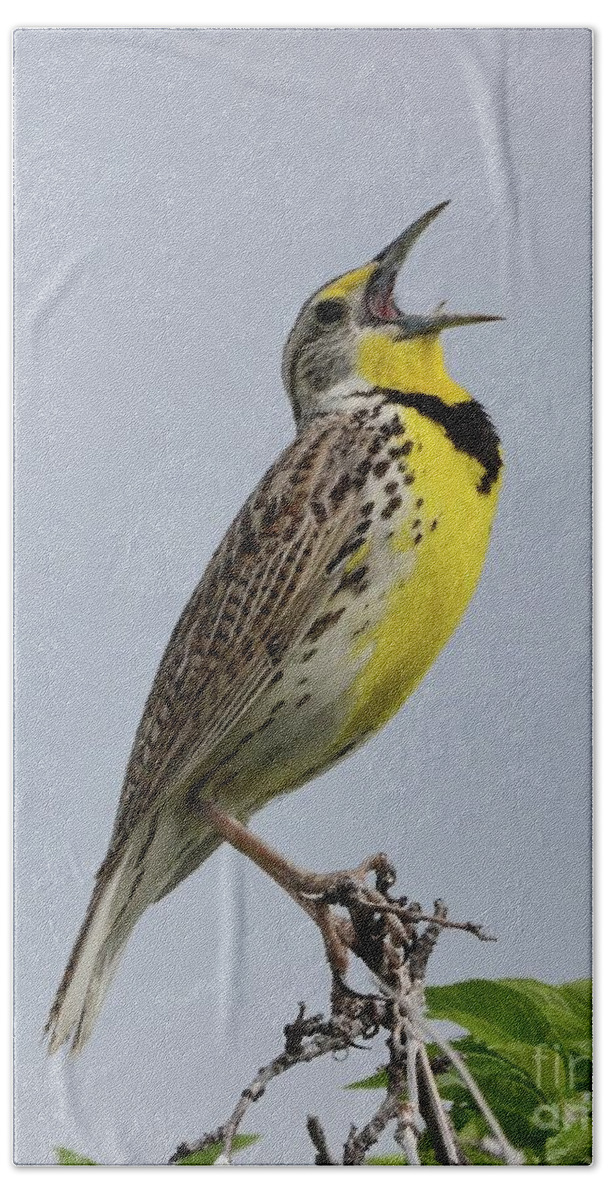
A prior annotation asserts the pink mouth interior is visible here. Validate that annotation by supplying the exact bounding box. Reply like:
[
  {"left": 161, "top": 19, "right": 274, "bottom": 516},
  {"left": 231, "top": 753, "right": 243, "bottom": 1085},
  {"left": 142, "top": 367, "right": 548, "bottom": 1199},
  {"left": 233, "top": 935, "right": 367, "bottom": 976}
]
[{"left": 367, "top": 284, "right": 402, "bottom": 323}]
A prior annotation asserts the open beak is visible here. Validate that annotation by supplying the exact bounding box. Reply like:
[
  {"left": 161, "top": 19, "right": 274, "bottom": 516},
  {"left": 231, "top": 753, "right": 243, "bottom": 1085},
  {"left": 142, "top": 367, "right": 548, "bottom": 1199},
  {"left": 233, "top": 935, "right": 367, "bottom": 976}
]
[{"left": 364, "top": 201, "right": 503, "bottom": 334}]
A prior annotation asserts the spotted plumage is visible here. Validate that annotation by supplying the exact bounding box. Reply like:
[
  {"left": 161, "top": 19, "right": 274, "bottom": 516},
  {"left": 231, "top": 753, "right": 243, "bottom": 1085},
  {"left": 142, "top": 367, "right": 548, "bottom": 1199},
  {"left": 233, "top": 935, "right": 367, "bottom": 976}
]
[{"left": 47, "top": 202, "right": 503, "bottom": 1053}]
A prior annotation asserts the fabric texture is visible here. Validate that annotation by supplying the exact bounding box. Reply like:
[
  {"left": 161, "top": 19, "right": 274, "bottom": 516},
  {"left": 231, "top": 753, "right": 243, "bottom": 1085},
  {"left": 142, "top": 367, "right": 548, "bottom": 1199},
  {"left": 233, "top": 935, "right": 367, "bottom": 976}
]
[{"left": 13, "top": 28, "right": 591, "bottom": 1165}]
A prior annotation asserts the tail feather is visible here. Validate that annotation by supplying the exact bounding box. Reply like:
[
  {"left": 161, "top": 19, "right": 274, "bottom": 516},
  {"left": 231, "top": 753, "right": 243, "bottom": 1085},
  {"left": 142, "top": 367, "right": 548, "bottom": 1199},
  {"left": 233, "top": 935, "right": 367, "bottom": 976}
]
[
  {"left": 45, "top": 813, "right": 219, "bottom": 1055},
  {"left": 46, "top": 841, "right": 146, "bottom": 1055}
]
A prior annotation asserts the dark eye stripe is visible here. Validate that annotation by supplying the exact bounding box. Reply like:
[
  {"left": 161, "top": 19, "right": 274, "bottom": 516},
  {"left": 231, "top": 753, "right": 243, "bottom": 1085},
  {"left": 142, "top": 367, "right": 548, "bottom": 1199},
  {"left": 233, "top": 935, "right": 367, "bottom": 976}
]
[{"left": 315, "top": 298, "right": 346, "bottom": 325}]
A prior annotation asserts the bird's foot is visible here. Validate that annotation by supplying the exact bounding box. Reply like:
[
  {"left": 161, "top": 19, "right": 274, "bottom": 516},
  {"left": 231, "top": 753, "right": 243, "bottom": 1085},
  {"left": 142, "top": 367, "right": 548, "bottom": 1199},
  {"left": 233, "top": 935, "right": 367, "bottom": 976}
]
[
  {"left": 200, "top": 802, "right": 491, "bottom": 981},
  {"left": 293, "top": 851, "right": 397, "bottom": 904},
  {"left": 283, "top": 852, "right": 404, "bottom": 977},
  {"left": 200, "top": 802, "right": 404, "bottom": 975}
]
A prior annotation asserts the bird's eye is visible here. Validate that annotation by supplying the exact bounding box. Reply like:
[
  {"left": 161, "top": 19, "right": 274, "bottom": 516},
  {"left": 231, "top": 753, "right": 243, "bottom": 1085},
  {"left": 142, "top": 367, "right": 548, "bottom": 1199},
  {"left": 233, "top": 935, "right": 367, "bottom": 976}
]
[{"left": 315, "top": 298, "right": 346, "bottom": 325}]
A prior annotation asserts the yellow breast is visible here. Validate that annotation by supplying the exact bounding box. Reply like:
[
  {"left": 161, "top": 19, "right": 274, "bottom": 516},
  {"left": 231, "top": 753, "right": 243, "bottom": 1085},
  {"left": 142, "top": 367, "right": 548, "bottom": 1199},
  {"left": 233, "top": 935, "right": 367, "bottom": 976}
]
[{"left": 341, "top": 408, "right": 502, "bottom": 742}]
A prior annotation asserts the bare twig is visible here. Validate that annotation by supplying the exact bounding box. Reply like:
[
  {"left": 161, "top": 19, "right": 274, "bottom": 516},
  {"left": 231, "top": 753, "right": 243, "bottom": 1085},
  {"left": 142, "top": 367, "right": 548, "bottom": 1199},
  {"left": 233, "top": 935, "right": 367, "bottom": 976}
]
[
  {"left": 168, "top": 857, "right": 518, "bottom": 1167},
  {"left": 343, "top": 1094, "right": 400, "bottom": 1164},
  {"left": 351, "top": 896, "right": 496, "bottom": 943},
  {"left": 416, "top": 1041, "right": 463, "bottom": 1164},
  {"left": 170, "top": 1003, "right": 356, "bottom": 1164},
  {"left": 306, "top": 1116, "right": 336, "bottom": 1165},
  {"left": 395, "top": 1103, "right": 422, "bottom": 1165},
  {"left": 416, "top": 1014, "right": 524, "bottom": 1166}
]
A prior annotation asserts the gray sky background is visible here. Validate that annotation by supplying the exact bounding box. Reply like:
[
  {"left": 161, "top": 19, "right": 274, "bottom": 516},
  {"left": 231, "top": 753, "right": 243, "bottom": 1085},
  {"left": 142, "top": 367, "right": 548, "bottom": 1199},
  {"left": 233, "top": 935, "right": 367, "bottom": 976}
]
[{"left": 14, "top": 28, "right": 591, "bottom": 1165}]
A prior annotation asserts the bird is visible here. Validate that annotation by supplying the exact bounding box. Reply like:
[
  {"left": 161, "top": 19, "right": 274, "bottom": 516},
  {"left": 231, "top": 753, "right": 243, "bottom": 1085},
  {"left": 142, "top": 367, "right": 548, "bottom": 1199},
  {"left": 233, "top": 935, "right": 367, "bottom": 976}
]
[{"left": 46, "top": 201, "right": 503, "bottom": 1055}]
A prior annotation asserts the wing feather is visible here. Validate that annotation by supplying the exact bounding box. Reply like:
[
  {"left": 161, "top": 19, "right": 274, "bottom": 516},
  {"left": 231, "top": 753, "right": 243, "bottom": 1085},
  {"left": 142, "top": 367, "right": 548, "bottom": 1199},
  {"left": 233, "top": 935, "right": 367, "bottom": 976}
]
[{"left": 110, "top": 410, "right": 375, "bottom": 844}]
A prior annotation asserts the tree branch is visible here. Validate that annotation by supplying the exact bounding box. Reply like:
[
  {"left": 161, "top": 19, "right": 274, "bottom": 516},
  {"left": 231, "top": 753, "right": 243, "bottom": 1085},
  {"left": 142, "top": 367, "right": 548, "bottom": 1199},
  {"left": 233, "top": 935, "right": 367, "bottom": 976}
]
[{"left": 168, "top": 856, "right": 520, "bottom": 1166}]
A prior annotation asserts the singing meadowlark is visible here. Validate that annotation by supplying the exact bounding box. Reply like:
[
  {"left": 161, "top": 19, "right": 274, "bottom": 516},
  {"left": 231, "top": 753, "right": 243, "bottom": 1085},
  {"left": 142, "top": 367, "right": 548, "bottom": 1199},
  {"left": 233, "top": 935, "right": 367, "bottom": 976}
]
[{"left": 47, "top": 202, "right": 503, "bottom": 1053}]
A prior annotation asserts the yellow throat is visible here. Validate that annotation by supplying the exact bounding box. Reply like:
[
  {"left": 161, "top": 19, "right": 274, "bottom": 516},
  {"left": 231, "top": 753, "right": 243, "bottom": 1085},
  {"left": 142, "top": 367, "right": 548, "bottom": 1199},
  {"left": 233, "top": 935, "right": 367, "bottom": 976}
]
[{"left": 358, "top": 330, "right": 470, "bottom": 404}]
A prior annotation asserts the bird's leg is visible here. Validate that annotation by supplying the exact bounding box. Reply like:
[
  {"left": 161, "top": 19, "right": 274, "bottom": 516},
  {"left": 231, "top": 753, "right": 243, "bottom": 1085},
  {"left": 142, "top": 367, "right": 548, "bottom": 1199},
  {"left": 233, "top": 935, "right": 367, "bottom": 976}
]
[
  {"left": 201, "top": 800, "right": 391, "bottom": 901},
  {"left": 202, "top": 800, "right": 315, "bottom": 894},
  {"left": 200, "top": 801, "right": 380, "bottom": 973}
]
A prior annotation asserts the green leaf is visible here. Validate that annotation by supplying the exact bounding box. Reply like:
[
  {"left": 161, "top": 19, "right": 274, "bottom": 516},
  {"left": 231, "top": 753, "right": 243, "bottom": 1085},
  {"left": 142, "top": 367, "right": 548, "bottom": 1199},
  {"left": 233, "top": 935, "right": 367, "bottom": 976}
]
[
  {"left": 545, "top": 1114, "right": 592, "bottom": 1165},
  {"left": 347, "top": 1068, "right": 388, "bottom": 1090},
  {"left": 55, "top": 1147, "right": 97, "bottom": 1165},
  {"left": 366, "top": 1135, "right": 438, "bottom": 1166},
  {"left": 558, "top": 978, "right": 592, "bottom": 1013},
  {"left": 177, "top": 1146, "right": 224, "bottom": 1166},
  {"left": 348, "top": 979, "right": 592, "bottom": 1164},
  {"left": 347, "top": 1045, "right": 443, "bottom": 1091},
  {"left": 176, "top": 1133, "right": 259, "bottom": 1165},
  {"left": 426, "top": 979, "right": 552, "bottom": 1046},
  {"left": 499, "top": 979, "right": 591, "bottom": 1049},
  {"left": 426, "top": 978, "right": 591, "bottom": 1052},
  {"left": 459, "top": 1146, "right": 503, "bottom": 1165},
  {"left": 452, "top": 1034, "right": 589, "bottom": 1100},
  {"left": 435, "top": 1043, "right": 548, "bottom": 1153},
  {"left": 365, "top": 1155, "right": 407, "bottom": 1165}
]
